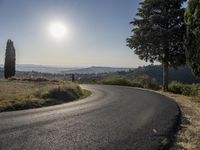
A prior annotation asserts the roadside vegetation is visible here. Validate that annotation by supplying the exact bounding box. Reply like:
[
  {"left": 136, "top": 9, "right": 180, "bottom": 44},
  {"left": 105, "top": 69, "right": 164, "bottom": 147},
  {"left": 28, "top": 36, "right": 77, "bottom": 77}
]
[
  {"left": 97, "top": 77, "right": 200, "bottom": 102},
  {"left": 168, "top": 81, "right": 200, "bottom": 98},
  {"left": 97, "top": 76, "right": 160, "bottom": 91},
  {"left": 0, "top": 79, "right": 90, "bottom": 112},
  {"left": 127, "top": 0, "right": 186, "bottom": 91}
]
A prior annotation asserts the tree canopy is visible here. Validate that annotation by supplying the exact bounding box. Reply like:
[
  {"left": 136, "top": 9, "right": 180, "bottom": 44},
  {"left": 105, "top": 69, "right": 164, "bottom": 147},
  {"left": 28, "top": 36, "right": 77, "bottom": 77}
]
[
  {"left": 127, "top": 0, "right": 186, "bottom": 91},
  {"left": 185, "top": 0, "right": 200, "bottom": 77}
]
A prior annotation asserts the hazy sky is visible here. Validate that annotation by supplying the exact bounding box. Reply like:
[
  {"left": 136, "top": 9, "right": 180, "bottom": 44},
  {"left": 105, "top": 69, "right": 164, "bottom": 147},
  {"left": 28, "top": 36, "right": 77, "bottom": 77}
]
[{"left": 0, "top": 0, "right": 152, "bottom": 68}]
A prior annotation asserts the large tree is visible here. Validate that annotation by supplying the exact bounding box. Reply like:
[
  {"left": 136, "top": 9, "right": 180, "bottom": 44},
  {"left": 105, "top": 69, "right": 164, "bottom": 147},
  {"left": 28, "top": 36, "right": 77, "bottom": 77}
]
[
  {"left": 127, "top": 0, "right": 186, "bottom": 91},
  {"left": 185, "top": 0, "right": 200, "bottom": 77},
  {"left": 4, "top": 39, "right": 16, "bottom": 79}
]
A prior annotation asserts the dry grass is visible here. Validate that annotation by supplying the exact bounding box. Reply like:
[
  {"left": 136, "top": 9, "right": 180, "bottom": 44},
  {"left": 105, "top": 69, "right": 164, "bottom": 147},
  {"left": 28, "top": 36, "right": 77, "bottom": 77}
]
[
  {"left": 159, "top": 91, "right": 200, "bottom": 150},
  {"left": 0, "top": 80, "right": 90, "bottom": 112}
]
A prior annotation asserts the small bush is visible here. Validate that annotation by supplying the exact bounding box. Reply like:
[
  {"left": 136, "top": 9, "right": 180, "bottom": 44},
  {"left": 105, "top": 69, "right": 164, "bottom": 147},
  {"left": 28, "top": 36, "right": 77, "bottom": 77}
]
[
  {"left": 168, "top": 82, "right": 200, "bottom": 98},
  {"left": 98, "top": 77, "right": 133, "bottom": 86},
  {"left": 133, "top": 75, "right": 160, "bottom": 90},
  {"left": 131, "top": 82, "right": 143, "bottom": 88},
  {"left": 168, "top": 81, "right": 184, "bottom": 94},
  {"left": 98, "top": 76, "right": 160, "bottom": 90},
  {"left": 22, "top": 77, "right": 49, "bottom": 82},
  {"left": 182, "top": 86, "right": 193, "bottom": 96},
  {"left": 191, "top": 84, "right": 200, "bottom": 97},
  {"left": 42, "top": 85, "right": 84, "bottom": 102},
  {"left": 8, "top": 77, "right": 18, "bottom": 81}
]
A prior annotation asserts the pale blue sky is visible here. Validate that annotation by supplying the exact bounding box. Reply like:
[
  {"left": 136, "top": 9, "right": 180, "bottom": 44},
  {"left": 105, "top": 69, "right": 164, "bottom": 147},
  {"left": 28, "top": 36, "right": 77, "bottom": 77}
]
[{"left": 0, "top": 0, "right": 151, "bottom": 67}]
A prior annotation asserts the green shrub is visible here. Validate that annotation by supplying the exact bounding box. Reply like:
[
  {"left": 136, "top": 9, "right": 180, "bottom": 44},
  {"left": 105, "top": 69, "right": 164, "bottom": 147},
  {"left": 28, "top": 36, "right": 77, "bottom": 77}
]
[
  {"left": 133, "top": 75, "right": 161, "bottom": 90},
  {"left": 168, "top": 82, "right": 200, "bottom": 98},
  {"left": 130, "top": 82, "right": 143, "bottom": 88},
  {"left": 181, "top": 86, "right": 192, "bottom": 96},
  {"left": 98, "top": 76, "right": 160, "bottom": 90},
  {"left": 42, "top": 85, "right": 84, "bottom": 102},
  {"left": 99, "top": 77, "right": 133, "bottom": 86},
  {"left": 168, "top": 81, "right": 184, "bottom": 94},
  {"left": 191, "top": 84, "right": 200, "bottom": 97}
]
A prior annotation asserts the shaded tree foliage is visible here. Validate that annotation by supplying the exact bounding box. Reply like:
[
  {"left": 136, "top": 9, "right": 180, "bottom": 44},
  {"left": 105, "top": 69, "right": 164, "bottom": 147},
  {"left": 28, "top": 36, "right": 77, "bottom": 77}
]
[
  {"left": 127, "top": 0, "right": 186, "bottom": 91},
  {"left": 185, "top": 0, "right": 200, "bottom": 77},
  {"left": 4, "top": 39, "right": 16, "bottom": 79}
]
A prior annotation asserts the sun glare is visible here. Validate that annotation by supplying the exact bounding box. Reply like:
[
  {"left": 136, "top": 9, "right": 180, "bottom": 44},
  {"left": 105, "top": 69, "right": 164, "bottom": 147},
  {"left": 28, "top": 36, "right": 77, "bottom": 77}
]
[{"left": 49, "top": 22, "right": 67, "bottom": 39}]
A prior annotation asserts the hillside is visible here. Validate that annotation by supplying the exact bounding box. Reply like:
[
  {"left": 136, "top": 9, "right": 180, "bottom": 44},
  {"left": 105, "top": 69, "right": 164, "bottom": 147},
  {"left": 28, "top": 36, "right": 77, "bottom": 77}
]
[
  {"left": 115, "top": 65, "right": 200, "bottom": 84},
  {"left": 62, "top": 66, "right": 130, "bottom": 74},
  {"left": 0, "top": 64, "right": 75, "bottom": 74},
  {"left": 1, "top": 65, "right": 199, "bottom": 84},
  {"left": 0, "top": 65, "right": 130, "bottom": 74},
  {"left": 76, "top": 65, "right": 200, "bottom": 84}
]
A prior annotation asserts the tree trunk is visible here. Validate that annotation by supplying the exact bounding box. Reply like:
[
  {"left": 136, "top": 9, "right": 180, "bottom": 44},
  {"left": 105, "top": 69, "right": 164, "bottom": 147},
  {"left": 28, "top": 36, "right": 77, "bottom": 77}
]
[{"left": 163, "top": 61, "right": 169, "bottom": 91}]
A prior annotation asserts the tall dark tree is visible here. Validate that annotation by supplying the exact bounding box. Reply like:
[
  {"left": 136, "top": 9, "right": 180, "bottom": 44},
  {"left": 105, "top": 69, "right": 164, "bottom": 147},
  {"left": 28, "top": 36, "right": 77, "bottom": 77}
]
[
  {"left": 127, "top": 0, "right": 186, "bottom": 91},
  {"left": 4, "top": 39, "right": 16, "bottom": 79},
  {"left": 185, "top": 0, "right": 200, "bottom": 77},
  {"left": 72, "top": 74, "right": 75, "bottom": 82}
]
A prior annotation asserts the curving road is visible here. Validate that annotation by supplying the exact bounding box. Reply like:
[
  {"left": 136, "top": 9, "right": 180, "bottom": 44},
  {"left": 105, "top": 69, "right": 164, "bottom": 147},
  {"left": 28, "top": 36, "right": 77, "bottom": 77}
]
[{"left": 0, "top": 85, "right": 179, "bottom": 150}]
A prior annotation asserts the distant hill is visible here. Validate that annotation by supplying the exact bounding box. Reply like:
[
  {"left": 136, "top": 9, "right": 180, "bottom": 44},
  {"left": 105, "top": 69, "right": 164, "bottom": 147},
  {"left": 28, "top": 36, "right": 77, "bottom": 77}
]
[
  {"left": 0, "top": 65, "right": 130, "bottom": 74},
  {"left": 123, "top": 65, "right": 200, "bottom": 84},
  {"left": 75, "top": 65, "right": 200, "bottom": 84},
  {"left": 1, "top": 64, "right": 199, "bottom": 84},
  {"left": 62, "top": 66, "right": 130, "bottom": 74},
  {"left": 0, "top": 64, "right": 78, "bottom": 74}
]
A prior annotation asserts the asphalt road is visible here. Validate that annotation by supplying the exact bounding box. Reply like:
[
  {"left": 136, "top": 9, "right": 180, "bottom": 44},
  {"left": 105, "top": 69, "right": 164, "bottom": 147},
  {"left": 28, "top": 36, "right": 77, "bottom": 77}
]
[{"left": 0, "top": 85, "right": 180, "bottom": 150}]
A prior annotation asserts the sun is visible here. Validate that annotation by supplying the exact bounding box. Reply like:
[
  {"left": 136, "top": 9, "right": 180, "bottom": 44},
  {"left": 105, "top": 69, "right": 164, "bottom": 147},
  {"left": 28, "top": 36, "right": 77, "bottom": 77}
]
[{"left": 49, "top": 22, "right": 67, "bottom": 39}]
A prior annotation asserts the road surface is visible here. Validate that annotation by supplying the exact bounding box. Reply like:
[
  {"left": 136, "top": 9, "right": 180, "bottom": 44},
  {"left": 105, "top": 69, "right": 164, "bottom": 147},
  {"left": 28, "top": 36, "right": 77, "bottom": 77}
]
[{"left": 0, "top": 85, "right": 180, "bottom": 150}]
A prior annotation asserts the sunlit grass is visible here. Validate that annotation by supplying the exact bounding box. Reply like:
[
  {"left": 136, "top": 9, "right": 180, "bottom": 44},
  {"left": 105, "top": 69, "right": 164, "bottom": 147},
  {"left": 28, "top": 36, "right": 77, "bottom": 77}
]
[{"left": 0, "top": 79, "right": 90, "bottom": 112}]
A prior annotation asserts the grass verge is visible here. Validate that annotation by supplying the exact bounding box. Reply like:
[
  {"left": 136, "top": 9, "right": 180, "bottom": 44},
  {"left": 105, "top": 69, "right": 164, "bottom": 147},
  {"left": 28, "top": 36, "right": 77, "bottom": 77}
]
[{"left": 0, "top": 80, "right": 90, "bottom": 112}]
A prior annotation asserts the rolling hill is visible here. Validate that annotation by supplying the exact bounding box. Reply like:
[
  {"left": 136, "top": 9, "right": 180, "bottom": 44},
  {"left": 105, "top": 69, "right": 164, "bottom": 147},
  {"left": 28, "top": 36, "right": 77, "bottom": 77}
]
[
  {"left": 0, "top": 65, "right": 130, "bottom": 74},
  {"left": 0, "top": 65, "right": 199, "bottom": 85},
  {"left": 61, "top": 66, "right": 130, "bottom": 74},
  {"left": 116, "top": 65, "right": 200, "bottom": 84}
]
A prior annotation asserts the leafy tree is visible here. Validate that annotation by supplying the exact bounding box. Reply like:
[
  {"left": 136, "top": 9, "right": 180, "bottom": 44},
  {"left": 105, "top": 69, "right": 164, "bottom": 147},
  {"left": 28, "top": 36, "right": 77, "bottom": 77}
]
[
  {"left": 185, "top": 0, "right": 200, "bottom": 77},
  {"left": 127, "top": 0, "right": 186, "bottom": 91},
  {"left": 4, "top": 39, "right": 16, "bottom": 79}
]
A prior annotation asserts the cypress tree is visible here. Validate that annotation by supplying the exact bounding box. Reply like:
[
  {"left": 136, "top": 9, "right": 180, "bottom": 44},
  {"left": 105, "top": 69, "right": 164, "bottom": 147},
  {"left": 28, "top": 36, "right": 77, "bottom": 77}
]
[
  {"left": 4, "top": 39, "right": 16, "bottom": 79},
  {"left": 72, "top": 74, "right": 75, "bottom": 82},
  {"left": 127, "top": 0, "right": 186, "bottom": 91},
  {"left": 185, "top": 0, "right": 200, "bottom": 77}
]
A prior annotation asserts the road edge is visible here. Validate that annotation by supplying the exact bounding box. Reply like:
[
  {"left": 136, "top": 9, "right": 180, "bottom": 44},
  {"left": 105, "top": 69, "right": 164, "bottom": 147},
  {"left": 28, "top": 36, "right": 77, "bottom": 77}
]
[
  {"left": 102, "top": 85, "right": 182, "bottom": 150},
  {"left": 132, "top": 87, "right": 182, "bottom": 150}
]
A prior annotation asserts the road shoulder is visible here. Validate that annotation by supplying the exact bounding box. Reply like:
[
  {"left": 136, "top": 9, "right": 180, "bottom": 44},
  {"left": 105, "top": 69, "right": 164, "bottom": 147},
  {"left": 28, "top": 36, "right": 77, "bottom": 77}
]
[{"left": 159, "top": 92, "right": 200, "bottom": 150}]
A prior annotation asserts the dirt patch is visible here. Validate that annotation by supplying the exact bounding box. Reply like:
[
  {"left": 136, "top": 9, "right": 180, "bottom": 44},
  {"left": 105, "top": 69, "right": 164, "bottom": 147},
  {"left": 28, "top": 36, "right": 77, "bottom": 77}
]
[{"left": 159, "top": 92, "right": 200, "bottom": 150}]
